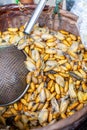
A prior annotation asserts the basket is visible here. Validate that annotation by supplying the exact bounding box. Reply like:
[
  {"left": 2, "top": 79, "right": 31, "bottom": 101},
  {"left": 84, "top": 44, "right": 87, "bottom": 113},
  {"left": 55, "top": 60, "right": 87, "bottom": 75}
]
[{"left": 0, "top": 4, "right": 86, "bottom": 130}]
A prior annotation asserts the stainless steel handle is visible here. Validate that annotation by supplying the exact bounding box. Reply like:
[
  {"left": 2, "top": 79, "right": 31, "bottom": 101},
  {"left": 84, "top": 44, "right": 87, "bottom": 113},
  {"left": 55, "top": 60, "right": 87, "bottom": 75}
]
[{"left": 24, "top": 0, "right": 48, "bottom": 34}]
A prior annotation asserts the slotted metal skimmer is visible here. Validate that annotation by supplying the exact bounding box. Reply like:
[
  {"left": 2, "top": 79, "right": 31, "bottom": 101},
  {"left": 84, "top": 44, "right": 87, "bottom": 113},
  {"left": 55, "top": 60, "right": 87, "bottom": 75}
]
[
  {"left": 0, "top": 0, "right": 49, "bottom": 106},
  {"left": 0, "top": 46, "right": 29, "bottom": 106}
]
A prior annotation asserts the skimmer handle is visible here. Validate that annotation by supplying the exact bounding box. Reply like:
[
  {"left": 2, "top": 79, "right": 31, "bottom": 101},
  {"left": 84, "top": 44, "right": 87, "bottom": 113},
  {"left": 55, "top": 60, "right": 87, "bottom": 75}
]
[{"left": 24, "top": 0, "right": 48, "bottom": 34}]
